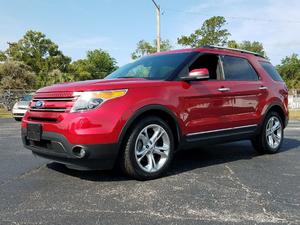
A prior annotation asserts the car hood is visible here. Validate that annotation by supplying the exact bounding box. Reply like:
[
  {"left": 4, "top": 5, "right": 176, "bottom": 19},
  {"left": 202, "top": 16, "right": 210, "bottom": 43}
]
[
  {"left": 37, "top": 78, "right": 165, "bottom": 93},
  {"left": 15, "top": 101, "right": 30, "bottom": 107}
]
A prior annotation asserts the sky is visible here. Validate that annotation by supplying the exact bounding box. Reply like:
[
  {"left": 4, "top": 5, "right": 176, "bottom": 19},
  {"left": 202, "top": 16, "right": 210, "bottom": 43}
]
[{"left": 0, "top": 0, "right": 300, "bottom": 66}]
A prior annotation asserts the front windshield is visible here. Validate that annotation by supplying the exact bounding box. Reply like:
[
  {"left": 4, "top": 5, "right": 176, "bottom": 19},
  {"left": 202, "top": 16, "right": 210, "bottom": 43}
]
[
  {"left": 105, "top": 52, "right": 192, "bottom": 80},
  {"left": 21, "top": 95, "right": 32, "bottom": 101}
]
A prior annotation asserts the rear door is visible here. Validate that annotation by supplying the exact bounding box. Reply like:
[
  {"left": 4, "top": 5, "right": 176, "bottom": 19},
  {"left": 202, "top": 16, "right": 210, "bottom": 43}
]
[{"left": 221, "top": 55, "right": 268, "bottom": 127}]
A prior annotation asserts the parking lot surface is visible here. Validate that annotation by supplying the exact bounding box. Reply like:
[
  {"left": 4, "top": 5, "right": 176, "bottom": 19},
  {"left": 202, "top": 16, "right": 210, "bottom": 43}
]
[{"left": 0, "top": 118, "right": 299, "bottom": 225}]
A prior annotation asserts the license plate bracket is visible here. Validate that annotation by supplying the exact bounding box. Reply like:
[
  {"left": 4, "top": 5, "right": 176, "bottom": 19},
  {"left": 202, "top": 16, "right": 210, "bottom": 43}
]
[{"left": 27, "top": 123, "right": 42, "bottom": 141}]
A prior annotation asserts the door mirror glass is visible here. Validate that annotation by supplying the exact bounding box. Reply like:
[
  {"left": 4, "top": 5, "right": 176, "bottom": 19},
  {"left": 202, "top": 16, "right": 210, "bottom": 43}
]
[{"left": 181, "top": 68, "right": 210, "bottom": 81}]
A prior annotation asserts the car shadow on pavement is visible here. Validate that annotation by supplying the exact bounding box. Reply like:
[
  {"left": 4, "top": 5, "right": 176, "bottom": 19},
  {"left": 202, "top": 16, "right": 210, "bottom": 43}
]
[
  {"left": 47, "top": 138, "right": 300, "bottom": 182},
  {"left": 168, "top": 138, "right": 300, "bottom": 176}
]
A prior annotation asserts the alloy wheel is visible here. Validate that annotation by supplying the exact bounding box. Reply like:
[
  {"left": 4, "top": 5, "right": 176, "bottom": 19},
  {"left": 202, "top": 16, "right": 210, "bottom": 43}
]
[
  {"left": 134, "top": 124, "right": 170, "bottom": 173},
  {"left": 266, "top": 116, "right": 282, "bottom": 149}
]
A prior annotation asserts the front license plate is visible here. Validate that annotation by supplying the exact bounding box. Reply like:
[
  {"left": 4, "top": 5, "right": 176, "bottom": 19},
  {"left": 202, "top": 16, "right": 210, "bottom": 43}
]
[{"left": 27, "top": 123, "right": 42, "bottom": 141}]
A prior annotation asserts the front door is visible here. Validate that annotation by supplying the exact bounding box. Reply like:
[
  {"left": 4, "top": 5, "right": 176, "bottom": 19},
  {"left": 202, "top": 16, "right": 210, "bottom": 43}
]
[{"left": 179, "top": 53, "right": 235, "bottom": 135}]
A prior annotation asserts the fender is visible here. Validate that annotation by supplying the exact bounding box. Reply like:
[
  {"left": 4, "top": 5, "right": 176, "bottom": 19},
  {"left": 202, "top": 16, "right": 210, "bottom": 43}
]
[
  {"left": 117, "top": 104, "right": 182, "bottom": 149},
  {"left": 259, "top": 101, "right": 288, "bottom": 131}
]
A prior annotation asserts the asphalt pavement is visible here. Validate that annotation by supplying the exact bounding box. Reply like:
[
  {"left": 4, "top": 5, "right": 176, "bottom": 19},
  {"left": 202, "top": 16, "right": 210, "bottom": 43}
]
[{"left": 0, "top": 118, "right": 299, "bottom": 225}]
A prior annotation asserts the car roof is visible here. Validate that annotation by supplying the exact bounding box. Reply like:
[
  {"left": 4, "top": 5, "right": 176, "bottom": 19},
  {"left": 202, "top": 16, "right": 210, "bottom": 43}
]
[{"left": 153, "top": 45, "right": 268, "bottom": 61}]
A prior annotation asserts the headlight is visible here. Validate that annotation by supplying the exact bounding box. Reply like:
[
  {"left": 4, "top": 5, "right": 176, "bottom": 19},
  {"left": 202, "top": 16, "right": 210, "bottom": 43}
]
[{"left": 70, "top": 89, "right": 127, "bottom": 112}]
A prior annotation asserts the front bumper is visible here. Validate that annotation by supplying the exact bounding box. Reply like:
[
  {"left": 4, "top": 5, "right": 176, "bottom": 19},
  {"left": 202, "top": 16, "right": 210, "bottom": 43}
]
[
  {"left": 22, "top": 128, "right": 119, "bottom": 170},
  {"left": 12, "top": 108, "right": 27, "bottom": 118}
]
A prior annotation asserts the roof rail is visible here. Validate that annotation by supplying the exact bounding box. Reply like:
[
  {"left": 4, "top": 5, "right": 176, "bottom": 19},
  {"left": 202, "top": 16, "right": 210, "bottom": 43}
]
[{"left": 202, "top": 45, "right": 265, "bottom": 58}]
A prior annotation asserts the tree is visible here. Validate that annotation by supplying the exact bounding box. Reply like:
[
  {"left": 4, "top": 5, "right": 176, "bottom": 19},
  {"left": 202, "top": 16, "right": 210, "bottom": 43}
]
[
  {"left": 276, "top": 54, "right": 300, "bottom": 89},
  {"left": 4, "top": 30, "right": 71, "bottom": 86},
  {"left": 227, "top": 40, "right": 266, "bottom": 57},
  {"left": 70, "top": 49, "right": 118, "bottom": 81},
  {"left": 45, "top": 69, "right": 75, "bottom": 85},
  {"left": 177, "top": 16, "right": 230, "bottom": 47},
  {"left": 131, "top": 39, "right": 172, "bottom": 59},
  {"left": 0, "top": 51, "right": 6, "bottom": 61},
  {"left": 0, "top": 60, "right": 36, "bottom": 89}
]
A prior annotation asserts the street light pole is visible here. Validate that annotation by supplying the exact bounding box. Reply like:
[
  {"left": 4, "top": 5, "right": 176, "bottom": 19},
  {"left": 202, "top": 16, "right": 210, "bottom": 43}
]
[{"left": 151, "top": 0, "right": 161, "bottom": 52}]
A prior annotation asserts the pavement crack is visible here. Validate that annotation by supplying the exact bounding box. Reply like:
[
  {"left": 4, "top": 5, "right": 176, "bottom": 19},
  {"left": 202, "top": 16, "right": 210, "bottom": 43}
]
[
  {"left": 225, "top": 165, "right": 262, "bottom": 197},
  {"left": 0, "top": 165, "right": 45, "bottom": 187},
  {"left": 224, "top": 164, "right": 289, "bottom": 224}
]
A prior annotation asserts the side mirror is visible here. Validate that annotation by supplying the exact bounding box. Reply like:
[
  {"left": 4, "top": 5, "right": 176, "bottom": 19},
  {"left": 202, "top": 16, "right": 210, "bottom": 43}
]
[{"left": 181, "top": 68, "right": 210, "bottom": 81}]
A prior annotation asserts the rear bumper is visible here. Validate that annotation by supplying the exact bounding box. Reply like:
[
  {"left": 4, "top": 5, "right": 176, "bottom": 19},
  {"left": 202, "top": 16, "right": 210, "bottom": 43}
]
[{"left": 21, "top": 128, "right": 119, "bottom": 170}]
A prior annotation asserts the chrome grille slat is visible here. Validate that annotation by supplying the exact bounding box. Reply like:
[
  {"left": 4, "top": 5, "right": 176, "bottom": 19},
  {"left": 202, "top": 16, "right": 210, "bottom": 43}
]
[
  {"left": 30, "top": 108, "right": 66, "bottom": 112},
  {"left": 33, "top": 98, "right": 76, "bottom": 101},
  {"left": 29, "top": 92, "right": 76, "bottom": 113}
]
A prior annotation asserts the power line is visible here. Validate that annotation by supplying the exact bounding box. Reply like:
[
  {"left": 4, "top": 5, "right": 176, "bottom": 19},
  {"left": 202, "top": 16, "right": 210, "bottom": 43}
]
[{"left": 163, "top": 8, "right": 300, "bottom": 24}]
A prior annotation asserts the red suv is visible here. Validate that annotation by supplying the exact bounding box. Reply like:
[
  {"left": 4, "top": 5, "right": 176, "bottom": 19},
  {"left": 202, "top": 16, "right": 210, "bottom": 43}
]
[{"left": 22, "top": 46, "right": 289, "bottom": 180}]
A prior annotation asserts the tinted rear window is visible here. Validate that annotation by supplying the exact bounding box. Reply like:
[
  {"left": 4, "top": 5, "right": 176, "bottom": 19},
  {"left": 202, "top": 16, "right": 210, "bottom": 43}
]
[
  {"left": 260, "top": 62, "right": 283, "bottom": 82},
  {"left": 222, "top": 56, "right": 259, "bottom": 81}
]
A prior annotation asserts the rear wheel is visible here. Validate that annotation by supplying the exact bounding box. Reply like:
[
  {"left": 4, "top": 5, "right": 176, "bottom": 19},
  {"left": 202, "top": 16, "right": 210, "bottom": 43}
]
[
  {"left": 14, "top": 117, "right": 22, "bottom": 121},
  {"left": 251, "top": 111, "right": 283, "bottom": 154},
  {"left": 121, "top": 116, "right": 174, "bottom": 180}
]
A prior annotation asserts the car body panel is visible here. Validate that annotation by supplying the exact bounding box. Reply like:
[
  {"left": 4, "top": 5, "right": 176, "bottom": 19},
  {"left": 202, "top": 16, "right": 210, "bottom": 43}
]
[{"left": 21, "top": 47, "right": 289, "bottom": 170}]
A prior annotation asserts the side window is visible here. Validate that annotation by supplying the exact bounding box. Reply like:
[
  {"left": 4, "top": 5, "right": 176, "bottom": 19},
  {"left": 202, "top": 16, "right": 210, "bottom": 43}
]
[
  {"left": 259, "top": 61, "right": 283, "bottom": 82},
  {"left": 187, "top": 54, "right": 222, "bottom": 80},
  {"left": 222, "top": 56, "right": 259, "bottom": 81}
]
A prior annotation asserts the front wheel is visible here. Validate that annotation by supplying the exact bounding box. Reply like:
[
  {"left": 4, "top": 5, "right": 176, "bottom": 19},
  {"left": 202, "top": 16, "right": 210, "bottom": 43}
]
[
  {"left": 252, "top": 111, "right": 284, "bottom": 154},
  {"left": 121, "top": 116, "right": 174, "bottom": 180}
]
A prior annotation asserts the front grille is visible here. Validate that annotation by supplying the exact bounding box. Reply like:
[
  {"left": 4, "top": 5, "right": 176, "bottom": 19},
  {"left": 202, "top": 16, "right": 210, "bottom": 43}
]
[
  {"left": 26, "top": 139, "right": 67, "bottom": 154},
  {"left": 28, "top": 117, "right": 58, "bottom": 122},
  {"left": 29, "top": 92, "right": 78, "bottom": 113}
]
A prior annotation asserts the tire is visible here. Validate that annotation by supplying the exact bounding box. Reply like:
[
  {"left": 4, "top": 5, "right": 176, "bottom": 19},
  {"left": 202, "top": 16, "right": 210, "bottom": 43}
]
[
  {"left": 251, "top": 111, "right": 284, "bottom": 154},
  {"left": 121, "top": 116, "right": 175, "bottom": 180},
  {"left": 14, "top": 117, "right": 22, "bottom": 121}
]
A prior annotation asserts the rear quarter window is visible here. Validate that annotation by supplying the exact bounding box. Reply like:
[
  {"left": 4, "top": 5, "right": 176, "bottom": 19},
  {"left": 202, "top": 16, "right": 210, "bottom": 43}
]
[{"left": 260, "top": 61, "right": 283, "bottom": 82}]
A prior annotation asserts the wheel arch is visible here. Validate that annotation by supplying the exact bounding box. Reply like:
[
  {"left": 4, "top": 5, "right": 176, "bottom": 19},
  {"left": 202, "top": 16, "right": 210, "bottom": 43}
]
[
  {"left": 262, "top": 103, "right": 288, "bottom": 128},
  {"left": 117, "top": 105, "right": 182, "bottom": 151}
]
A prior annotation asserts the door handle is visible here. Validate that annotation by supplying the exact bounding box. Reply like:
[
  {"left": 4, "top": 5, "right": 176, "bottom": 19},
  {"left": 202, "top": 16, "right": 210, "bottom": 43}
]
[
  {"left": 259, "top": 86, "right": 268, "bottom": 90},
  {"left": 218, "top": 87, "right": 230, "bottom": 92}
]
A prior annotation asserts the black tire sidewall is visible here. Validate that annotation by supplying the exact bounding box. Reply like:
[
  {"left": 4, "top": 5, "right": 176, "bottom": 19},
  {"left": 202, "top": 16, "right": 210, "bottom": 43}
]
[
  {"left": 261, "top": 112, "right": 284, "bottom": 153},
  {"left": 127, "top": 116, "right": 175, "bottom": 179}
]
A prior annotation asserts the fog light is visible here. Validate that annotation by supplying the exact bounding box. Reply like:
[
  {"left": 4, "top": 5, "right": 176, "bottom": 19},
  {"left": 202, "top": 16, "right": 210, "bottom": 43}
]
[{"left": 72, "top": 146, "right": 86, "bottom": 158}]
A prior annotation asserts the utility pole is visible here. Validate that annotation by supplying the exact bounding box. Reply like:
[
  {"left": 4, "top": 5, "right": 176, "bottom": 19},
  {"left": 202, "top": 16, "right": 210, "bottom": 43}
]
[{"left": 151, "top": 0, "right": 161, "bottom": 52}]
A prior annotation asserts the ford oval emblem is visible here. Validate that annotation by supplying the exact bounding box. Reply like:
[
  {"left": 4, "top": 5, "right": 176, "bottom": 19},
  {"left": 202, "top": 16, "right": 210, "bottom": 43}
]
[{"left": 35, "top": 100, "right": 44, "bottom": 108}]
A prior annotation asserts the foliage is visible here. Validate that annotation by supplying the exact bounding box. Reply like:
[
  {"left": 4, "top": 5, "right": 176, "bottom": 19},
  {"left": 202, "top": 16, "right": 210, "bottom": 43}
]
[
  {"left": 70, "top": 49, "right": 118, "bottom": 80},
  {"left": 276, "top": 54, "right": 300, "bottom": 89},
  {"left": 177, "top": 16, "right": 230, "bottom": 47},
  {"left": 227, "top": 40, "right": 267, "bottom": 57},
  {"left": 0, "top": 51, "right": 6, "bottom": 61},
  {"left": 2, "top": 30, "right": 71, "bottom": 87},
  {"left": 46, "top": 69, "right": 74, "bottom": 85},
  {"left": 131, "top": 39, "right": 172, "bottom": 59},
  {"left": 0, "top": 60, "right": 36, "bottom": 90},
  {"left": 0, "top": 25, "right": 298, "bottom": 91}
]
